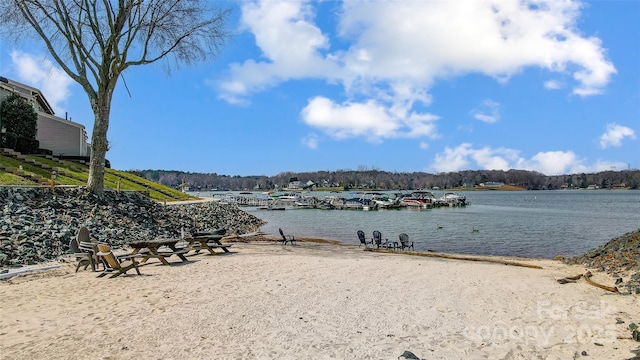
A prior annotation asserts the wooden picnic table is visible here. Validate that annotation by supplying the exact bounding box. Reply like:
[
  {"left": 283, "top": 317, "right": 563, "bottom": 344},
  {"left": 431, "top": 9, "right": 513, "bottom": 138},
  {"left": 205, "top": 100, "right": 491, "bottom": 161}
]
[
  {"left": 184, "top": 234, "right": 233, "bottom": 255},
  {"left": 128, "top": 238, "right": 189, "bottom": 265}
]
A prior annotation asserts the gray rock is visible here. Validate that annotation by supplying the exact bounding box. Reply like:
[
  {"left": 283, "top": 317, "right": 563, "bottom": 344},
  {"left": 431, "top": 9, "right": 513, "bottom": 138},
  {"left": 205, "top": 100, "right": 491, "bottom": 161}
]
[
  {"left": 0, "top": 187, "right": 266, "bottom": 265},
  {"left": 563, "top": 229, "right": 639, "bottom": 294}
]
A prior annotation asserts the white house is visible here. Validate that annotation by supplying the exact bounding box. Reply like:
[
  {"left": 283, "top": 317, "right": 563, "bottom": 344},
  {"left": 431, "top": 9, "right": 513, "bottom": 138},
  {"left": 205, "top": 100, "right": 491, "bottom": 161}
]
[
  {"left": 0, "top": 76, "right": 90, "bottom": 157},
  {"left": 287, "top": 177, "right": 301, "bottom": 189},
  {"left": 481, "top": 181, "right": 505, "bottom": 188}
]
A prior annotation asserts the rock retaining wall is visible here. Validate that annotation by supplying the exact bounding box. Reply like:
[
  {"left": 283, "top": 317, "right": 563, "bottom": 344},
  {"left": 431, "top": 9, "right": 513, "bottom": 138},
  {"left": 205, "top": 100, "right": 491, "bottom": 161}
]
[
  {"left": 0, "top": 187, "right": 266, "bottom": 266},
  {"left": 564, "top": 229, "right": 640, "bottom": 295}
]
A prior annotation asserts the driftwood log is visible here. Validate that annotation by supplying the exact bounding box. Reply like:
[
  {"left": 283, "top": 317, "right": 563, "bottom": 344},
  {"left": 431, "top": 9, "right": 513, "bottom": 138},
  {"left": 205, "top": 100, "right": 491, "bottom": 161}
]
[
  {"left": 364, "top": 248, "right": 543, "bottom": 269},
  {"left": 365, "top": 249, "right": 621, "bottom": 292},
  {"left": 583, "top": 271, "right": 619, "bottom": 293},
  {"left": 556, "top": 272, "right": 619, "bottom": 293}
]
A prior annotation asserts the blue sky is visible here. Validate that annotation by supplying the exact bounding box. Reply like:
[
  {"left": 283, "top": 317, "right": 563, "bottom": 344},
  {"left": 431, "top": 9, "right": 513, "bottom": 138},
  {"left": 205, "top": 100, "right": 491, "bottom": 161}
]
[{"left": 1, "top": 0, "right": 638, "bottom": 177}]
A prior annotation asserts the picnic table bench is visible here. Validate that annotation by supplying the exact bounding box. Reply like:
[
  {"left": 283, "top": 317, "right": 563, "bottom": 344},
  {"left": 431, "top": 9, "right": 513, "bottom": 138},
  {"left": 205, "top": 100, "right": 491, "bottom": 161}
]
[
  {"left": 129, "top": 238, "right": 190, "bottom": 265},
  {"left": 183, "top": 234, "right": 233, "bottom": 255}
]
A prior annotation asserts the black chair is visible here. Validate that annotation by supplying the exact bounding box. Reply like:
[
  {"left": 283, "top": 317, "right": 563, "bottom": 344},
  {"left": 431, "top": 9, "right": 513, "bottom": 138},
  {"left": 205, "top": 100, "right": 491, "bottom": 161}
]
[
  {"left": 398, "top": 233, "right": 414, "bottom": 251},
  {"left": 357, "top": 230, "right": 372, "bottom": 247},
  {"left": 372, "top": 230, "right": 390, "bottom": 249},
  {"left": 278, "top": 228, "right": 296, "bottom": 245}
]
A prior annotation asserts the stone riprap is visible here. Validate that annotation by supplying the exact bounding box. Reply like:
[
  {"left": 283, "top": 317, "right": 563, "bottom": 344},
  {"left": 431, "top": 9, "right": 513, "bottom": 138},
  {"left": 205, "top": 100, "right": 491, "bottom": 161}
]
[
  {"left": 0, "top": 187, "right": 266, "bottom": 266},
  {"left": 564, "top": 229, "right": 640, "bottom": 295}
]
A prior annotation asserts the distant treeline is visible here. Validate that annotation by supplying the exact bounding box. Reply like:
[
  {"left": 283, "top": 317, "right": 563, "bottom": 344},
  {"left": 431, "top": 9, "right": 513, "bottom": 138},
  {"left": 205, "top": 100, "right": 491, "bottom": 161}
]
[{"left": 130, "top": 169, "right": 640, "bottom": 191}]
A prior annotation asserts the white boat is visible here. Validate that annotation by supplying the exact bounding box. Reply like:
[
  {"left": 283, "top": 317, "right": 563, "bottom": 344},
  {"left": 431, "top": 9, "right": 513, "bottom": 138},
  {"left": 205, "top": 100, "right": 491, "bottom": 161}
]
[
  {"left": 401, "top": 191, "right": 436, "bottom": 208},
  {"left": 290, "top": 194, "right": 320, "bottom": 208},
  {"left": 366, "top": 192, "right": 396, "bottom": 209},
  {"left": 343, "top": 199, "right": 364, "bottom": 209},
  {"left": 440, "top": 192, "right": 466, "bottom": 206},
  {"left": 271, "top": 192, "right": 299, "bottom": 202}
]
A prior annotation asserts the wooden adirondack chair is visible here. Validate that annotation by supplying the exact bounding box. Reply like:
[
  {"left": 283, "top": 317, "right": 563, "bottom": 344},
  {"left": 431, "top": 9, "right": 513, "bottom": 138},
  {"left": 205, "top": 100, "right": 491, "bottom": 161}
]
[
  {"left": 72, "top": 227, "right": 101, "bottom": 272},
  {"left": 96, "top": 244, "right": 141, "bottom": 278}
]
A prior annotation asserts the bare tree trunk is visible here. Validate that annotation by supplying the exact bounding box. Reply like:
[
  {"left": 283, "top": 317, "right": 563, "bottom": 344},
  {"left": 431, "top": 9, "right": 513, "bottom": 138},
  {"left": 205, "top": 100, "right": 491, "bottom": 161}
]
[{"left": 87, "top": 94, "right": 112, "bottom": 194}]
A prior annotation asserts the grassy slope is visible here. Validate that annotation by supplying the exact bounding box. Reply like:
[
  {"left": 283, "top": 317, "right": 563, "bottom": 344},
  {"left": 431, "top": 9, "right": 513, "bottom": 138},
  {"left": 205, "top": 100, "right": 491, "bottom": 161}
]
[
  {"left": 0, "top": 155, "right": 84, "bottom": 185},
  {"left": 0, "top": 154, "right": 195, "bottom": 202},
  {"left": 0, "top": 171, "right": 34, "bottom": 185}
]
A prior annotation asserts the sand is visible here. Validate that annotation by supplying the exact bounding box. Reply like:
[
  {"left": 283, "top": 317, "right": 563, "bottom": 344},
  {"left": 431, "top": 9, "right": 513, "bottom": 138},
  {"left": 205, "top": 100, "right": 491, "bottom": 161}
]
[{"left": 1, "top": 242, "right": 638, "bottom": 360}]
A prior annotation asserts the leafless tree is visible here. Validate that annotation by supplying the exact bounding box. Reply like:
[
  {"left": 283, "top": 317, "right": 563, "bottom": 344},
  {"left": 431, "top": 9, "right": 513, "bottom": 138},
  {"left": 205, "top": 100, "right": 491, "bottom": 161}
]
[{"left": 0, "top": 0, "right": 231, "bottom": 193}]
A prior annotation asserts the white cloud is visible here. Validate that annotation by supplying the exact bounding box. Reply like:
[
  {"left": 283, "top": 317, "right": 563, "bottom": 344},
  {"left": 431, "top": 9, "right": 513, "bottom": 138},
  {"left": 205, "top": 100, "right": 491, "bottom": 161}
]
[
  {"left": 337, "top": 0, "right": 615, "bottom": 95},
  {"left": 216, "top": 0, "right": 339, "bottom": 104},
  {"left": 570, "top": 160, "right": 629, "bottom": 173},
  {"left": 10, "top": 50, "right": 73, "bottom": 115},
  {"left": 599, "top": 123, "right": 636, "bottom": 148},
  {"left": 544, "top": 80, "right": 563, "bottom": 90},
  {"left": 431, "top": 143, "right": 474, "bottom": 173},
  {"left": 430, "top": 144, "right": 625, "bottom": 175},
  {"left": 471, "top": 99, "right": 500, "bottom": 123},
  {"left": 302, "top": 133, "right": 319, "bottom": 149},
  {"left": 522, "top": 151, "right": 580, "bottom": 175},
  {"left": 301, "top": 97, "right": 398, "bottom": 140},
  {"left": 432, "top": 143, "right": 521, "bottom": 173},
  {"left": 300, "top": 96, "right": 439, "bottom": 140},
  {"left": 218, "top": 0, "right": 615, "bottom": 143}
]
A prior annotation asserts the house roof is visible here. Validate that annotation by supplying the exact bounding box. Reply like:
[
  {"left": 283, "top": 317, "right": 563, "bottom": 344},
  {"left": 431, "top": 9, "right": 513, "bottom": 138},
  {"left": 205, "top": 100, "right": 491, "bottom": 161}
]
[
  {"left": 38, "top": 111, "right": 86, "bottom": 130},
  {"left": 0, "top": 76, "right": 55, "bottom": 115},
  {"left": 1, "top": 75, "right": 86, "bottom": 133}
]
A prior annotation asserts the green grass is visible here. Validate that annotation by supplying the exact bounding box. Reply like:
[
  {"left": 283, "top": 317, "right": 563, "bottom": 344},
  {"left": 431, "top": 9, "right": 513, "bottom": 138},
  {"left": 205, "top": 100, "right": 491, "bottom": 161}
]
[
  {"left": 0, "top": 154, "right": 196, "bottom": 202},
  {"left": 107, "top": 168, "right": 193, "bottom": 201},
  {"left": 27, "top": 155, "right": 89, "bottom": 182},
  {"left": 314, "top": 187, "right": 345, "bottom": 192},
  {"left": 0, "top": 155, "right": 84, "bottom": 185},
  {"left": 0, "top": 171, "right": 36, "bottom": 185}
]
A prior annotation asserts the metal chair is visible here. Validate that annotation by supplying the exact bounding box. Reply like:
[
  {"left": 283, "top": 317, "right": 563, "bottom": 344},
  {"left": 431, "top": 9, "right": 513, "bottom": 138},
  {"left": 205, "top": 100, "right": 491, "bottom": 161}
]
[
  {"left": 278, "top": 228, "right": 296, "bottom": 245},
  {"left": 357, "top": 230, "right": 372, "bottom": 247},
  {"left": 372, "top": 230, "right": 390, "bottom": 249},
  {"left": 398, "top": 233, "right": 414, "bottom": 251}
]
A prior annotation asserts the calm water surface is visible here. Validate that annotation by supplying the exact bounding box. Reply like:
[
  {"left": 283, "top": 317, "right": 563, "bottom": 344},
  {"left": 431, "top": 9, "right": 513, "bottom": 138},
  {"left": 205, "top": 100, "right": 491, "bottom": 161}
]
[{"left": 198, "top": 190, "right": 640, "bottom": 259}]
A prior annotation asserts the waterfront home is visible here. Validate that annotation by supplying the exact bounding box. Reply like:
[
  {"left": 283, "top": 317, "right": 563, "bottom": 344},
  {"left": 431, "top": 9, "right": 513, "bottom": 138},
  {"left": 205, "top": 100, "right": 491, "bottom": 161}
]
[{"left": 0, "top": 76, "right": 90, "bottom": 157}]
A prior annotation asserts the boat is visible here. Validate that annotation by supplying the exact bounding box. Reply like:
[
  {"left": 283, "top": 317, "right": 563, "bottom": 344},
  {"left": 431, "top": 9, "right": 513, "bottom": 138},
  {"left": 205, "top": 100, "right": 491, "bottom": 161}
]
[
  {"left": 370, "top": 193, "right": 403, "bottom": 209},
  {"left": 342, "top": 192, "right": 370, "bottom": 209},
  {"left": 439, "top": 192, "right": 467, "bottom": 206},
  {"left": 353, "top": 192, "right": 401, "bottom": 210},
  {"left": 270, "top": 192, "right": 299, "bottom": 202},
  {"left": 258, "top": 206, "right": 286, "bottom": 211},
  {"left": 317, "top": 196, "right": 341, "bottom": 210},
  {"left": 362, "top": 192, "right": 390, "bottom": 209},
  {"left": 343, "top": 197, "right": 365, "bottom": 209},
  {"left": 400, "top": 191, "right": 436, "bottom": 208}
]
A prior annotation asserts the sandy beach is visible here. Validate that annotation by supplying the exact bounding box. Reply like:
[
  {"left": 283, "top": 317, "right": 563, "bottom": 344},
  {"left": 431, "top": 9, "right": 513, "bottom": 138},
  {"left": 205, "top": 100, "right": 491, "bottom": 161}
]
[{"left": 1, "top": 241, "right": 638, "bottom": 360}]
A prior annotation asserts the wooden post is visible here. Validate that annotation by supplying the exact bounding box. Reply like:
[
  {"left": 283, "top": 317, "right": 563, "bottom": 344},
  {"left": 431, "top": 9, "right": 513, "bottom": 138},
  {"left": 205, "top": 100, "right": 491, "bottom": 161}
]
[
  {"left": 50, "top": 171, "right": 56, "bottom": 189},
  {"left": 116, "top": 178, "right": 121, "bottom": 193}
]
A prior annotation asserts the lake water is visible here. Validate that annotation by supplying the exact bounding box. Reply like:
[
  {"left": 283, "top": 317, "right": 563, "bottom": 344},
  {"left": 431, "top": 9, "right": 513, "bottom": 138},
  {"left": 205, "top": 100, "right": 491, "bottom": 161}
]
[{"left": 196, "top": 190, "right": 640, "bottom": 259}]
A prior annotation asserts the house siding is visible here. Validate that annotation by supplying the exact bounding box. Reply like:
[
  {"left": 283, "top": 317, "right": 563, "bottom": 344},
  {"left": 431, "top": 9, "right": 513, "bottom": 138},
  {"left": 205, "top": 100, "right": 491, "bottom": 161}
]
[
  {"left": 1, "top": 77, "right": 89, "bottom": 156},
  {"left": 37, "top": 113, "right": 89, "bottom": 156}
]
